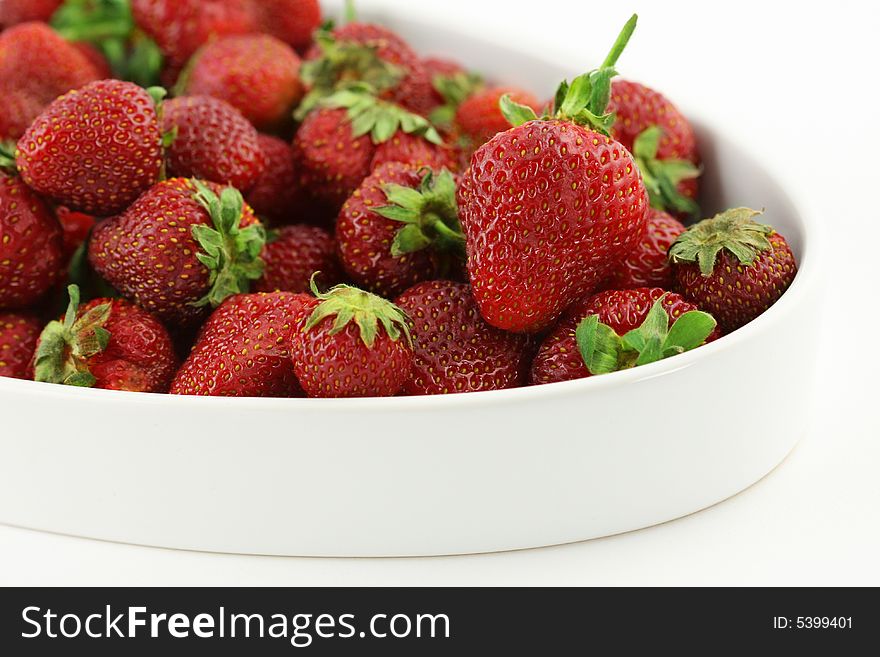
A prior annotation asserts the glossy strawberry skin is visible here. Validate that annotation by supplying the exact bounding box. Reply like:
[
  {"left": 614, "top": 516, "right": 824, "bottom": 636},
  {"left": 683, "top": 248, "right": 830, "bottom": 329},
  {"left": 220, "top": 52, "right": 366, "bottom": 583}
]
[
  {"left": 673, "top": 232, "right": 797, "bottom": 333},
  {"left": 0, "top": 0, "right": 63, "bottom": 27},
  {"left": 336, "top": 163, "right": 454, "bottom": 298},
  {"left": 290, "top": 297, "right": 413, "bottom": 398},
  {"left": 183, "top": 34, "right": 303, "bottom": 130},
  {"left": 395, "top": 280, "right": 530, "bottom": 395},
  {"left": 371, "top": 131, "right": 459, "bottom": 173},
  {"left": 0, "top": 173, "right": 63, "bottom": 309},
  {"left": 162, "top": 96, "right": 266, "bottom": 192},
  {"left": 455, "top": 86, "right": 541, "bottom": 154},
  {"left": 16, "top": 80, "right": 163, "bottom": 216},
  {"left": 254, "top": 225, "right": 342, "bottom": 294},
  {"left": 601, "top": 209, "right": 685, "bottom": 290},
  {"left": 0, "top": 22, "right": 101, "bottom": 140},
  {"left": 131, "top": 0, "right": 255, "bottom": 68},
  {"left": 170, "top": 292, "right": 309, "bottom": 397},
  {"left": 88, "top": 178, "right": 262, "bottom": 327},
  {"left": 531, "top": 288, "right": 719, "bottom": 386},
  {"left": 245, "top": 0, "right": 321, "bottom": 52},
  {"left": 55, "top": 206, "right": 96, "bottom": 261},
  {"left": 0, "top": 312, "right": 41, "bottom": 379},
  {"left": 458, "top": 120, "right": 649, "bottom": 333},
  {"left": 245, "top": 134, "right": 301, "bottom": 223}
]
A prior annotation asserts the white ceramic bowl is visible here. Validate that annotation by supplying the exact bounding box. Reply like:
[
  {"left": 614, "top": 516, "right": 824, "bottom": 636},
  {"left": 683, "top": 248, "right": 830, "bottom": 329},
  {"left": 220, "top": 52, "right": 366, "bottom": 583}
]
[{"left": 0, "top": 3, "right": 821, "bottom": 557}]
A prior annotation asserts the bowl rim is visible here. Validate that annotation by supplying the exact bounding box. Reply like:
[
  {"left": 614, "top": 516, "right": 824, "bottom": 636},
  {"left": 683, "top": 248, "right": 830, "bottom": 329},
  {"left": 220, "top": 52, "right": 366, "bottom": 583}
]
[{"left": 0, "top": 17, "right": 821, "bottom": 413}]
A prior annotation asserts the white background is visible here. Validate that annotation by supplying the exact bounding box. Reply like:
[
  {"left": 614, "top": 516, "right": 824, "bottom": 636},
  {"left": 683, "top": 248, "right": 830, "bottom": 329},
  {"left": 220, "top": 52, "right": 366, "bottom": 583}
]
[{"left": 1, "top": 0, "right": 878, "bottom": 585}]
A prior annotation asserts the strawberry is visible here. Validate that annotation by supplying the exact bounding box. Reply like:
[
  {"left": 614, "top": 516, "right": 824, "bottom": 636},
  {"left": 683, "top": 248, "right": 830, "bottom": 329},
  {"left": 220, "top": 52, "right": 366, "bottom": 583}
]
[
  {"left": 32, "top": 284, "right": 177, "bottom": 392},
  {"left": 371, "top": 131, "right": 459, "bottom": 173},
  {"left": 608, "top": 79, "right": 700, "bottom": 217},
  {"left": 245, "top": 134, "right": 301, "bottom": 224},
  {"left": 0, "top": 0, "right": 63, "bottom": 27},
  {"left": 0, "top": 171, "right": 63, "bottom": 309},
  {"left": 170, "top": 291, "right": 309, "bottom": 397},
  {"left": 15, "top": 80, "right": 163, "bottom": 216},
  {"left": 131, "top": 0, "right": 255, "bottom": 69},
  {"left": 290, "top": 281, "right": 413, "bottom": 397},
  {"left": 254, "top": 225, "right": 342, "bottom": 294},
  {"left": 601, "top": 208, "right": 685, "bottom": 290},
  {"left": 458, "top": 15, "right": 649, "bottom": 333},
  {"left": 89, "top": 178, "right": 266, "bottom": 326},
  {"left": 395, "top": 57, "right": 467, "bottom": 119},
  {"left": 531, "top": 288, "right": 718, "bottom": 385},
  {"left": 162, "top": 95, "right": 266, "bottom": 192},
  {"left": 55, "top": 206, "right": 97, "bottom": 261},
  {"left": 337, "top": 163, "right": 464, "bottom": 298},
  {"left": 669, "top": 208, "right": 797, "bottom": 332},
  {"left": 70, "top": 41, "right": 114, "bottom": 79},
  {"left": 454, "top": 85, "right": 541, "bottom": 156},
  {"left": 179, "top": 34, "right": 303, "bottom": 131},
  {"left": 291, "top": 88, "right": 445, "bottom": 209},
  {"left": 0, "top": 22, "right": 102, "bottom": 140},
  {"left": 245, "top": 0, "right": 321, "bottom": 52},
  {"left": 395, "top": 280, "right": 530, "bottom": 395},
  {"left": 0, "top": 311, "right": 41, "bottom": 379}
]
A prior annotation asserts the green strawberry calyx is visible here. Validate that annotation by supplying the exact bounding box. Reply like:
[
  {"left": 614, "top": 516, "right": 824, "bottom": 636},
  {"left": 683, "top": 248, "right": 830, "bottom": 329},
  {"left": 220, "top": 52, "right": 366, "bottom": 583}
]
[
  {"left": 429, "top": 71, "right": 484, "bottom": 130},
  {"left": 632, "top": 126, "right": 701, "bottom": 217},
  {"left": 190, "top": 181, "right": 266, "bottom": 308},
  {"left": 576, "top": 295, "right": 717, "bottom": 375},
  {"left": 304, "top": 276, "right": 412, "bottom": 349},
  {"left": 0, "top": 141, "right": 17, "bottom": 172},
  {"left": 374, "top": 168, "right": 465, "bottom": 264},
  {"left": 33, "top": 284, "right": 112, "bottom": 387},
  {"left": 500, "top": 13, "right": 637, "bottom": 136},
  {"left": 668, "top": 207, "right": 773, "bottom": 277},
  {"left": 317, "top": 84, "right": 443, "bottom": 145},
  {"left": 294, "top": 29, "right": 405, "bottom": 121}
]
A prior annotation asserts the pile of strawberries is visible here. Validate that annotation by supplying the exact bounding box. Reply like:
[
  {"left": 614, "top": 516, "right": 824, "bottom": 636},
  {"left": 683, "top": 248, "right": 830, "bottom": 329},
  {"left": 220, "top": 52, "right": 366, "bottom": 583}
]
[{"left": 0, "top": 2, "right": 798, "bottom": 398}]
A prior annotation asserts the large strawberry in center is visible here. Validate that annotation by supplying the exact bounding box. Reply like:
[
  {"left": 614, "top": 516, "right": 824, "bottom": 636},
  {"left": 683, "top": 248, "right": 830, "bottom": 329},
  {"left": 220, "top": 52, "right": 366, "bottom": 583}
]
[{"left": 457, "top": 15, "right": 649, "bottom": 333}]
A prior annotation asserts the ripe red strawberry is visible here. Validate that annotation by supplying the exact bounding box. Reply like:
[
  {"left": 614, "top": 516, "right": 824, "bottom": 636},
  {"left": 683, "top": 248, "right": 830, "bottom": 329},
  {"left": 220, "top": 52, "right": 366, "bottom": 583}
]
[
  {"left": 371, "top": 131, "right": 459, "bottom": 173},
  {"left": 0, "top": 172, "right": 63, "bottom": 309},
  {"left": 16, "top": 80, "right": 163, "bottom": 216},
  {"left": 170, "top": 291, "right": 309, "bottom": 397},
  {"left": 255, "top": 225, "right": 342, "bottom": 294},
  {"left": 669, "top": 208, "right": 797, "bottom": 332},
  {"left": 180, "top": 34, "right": 303, "bottom": 131},
  {"left": 531, "top": 288, "right": 719, "bottom": 386},
  {"left": 395, "top": 280, "right": 530, "bottom": 395},
  {"left": 0, "top": 311, "right": 41, "bottom": 379},
  {"left": 601, "top": 209, "right": 685, "bottom": 290},
  {"left": 89, "top": 178, "right": 266, "bottom": 326},
  {"left": 455, "top": 86, "right": 541, "bottom": 155},
  {"left": 337, "top": 163, "right": 464, "bottom": 298},
  {"left": 32, "top": 285, "right": 177, "bottom": 392},
  {"left": 245, "top": 134, "right": 301, "bottom": 223},
  {"left": 396, "top": 57, "right": 468, "bottom": 119},
  {"left": 290, "top": 282, "right": 413, "bottom": 397},
  {"left": 0, "top": 0, "right": 63, "bottom": 27},
  {"left": 131, "top": 0, "right": 255, "bottom": 69},
  {"left": 70, "top": 42, "right": 114, "bottom": 79},
  {"left": 162, "top": 95, "right": 266, "bottom": 192},
  {"left": 0, "top": 22, "right": 102, "bottom": 140},
  {"left": 608, "top": 79, "right": 700, "bottom": 217},
  {"left": 458, "top": 16, "right": 649, "bottom": 333},
  {"left": 245, "top": 0, "right": 321, "bottom": 52},
  {"left": 55, "top": 206, "right": 97, "bottom": 261}
]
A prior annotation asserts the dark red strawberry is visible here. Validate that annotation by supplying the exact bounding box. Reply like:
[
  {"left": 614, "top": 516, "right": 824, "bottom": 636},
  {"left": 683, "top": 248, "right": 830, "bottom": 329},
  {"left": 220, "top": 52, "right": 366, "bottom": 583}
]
[
  {"left": 245, "top": 0, "right": 321, "bottom": 52},
  {"left": 255, "top": 225, "right": 342, "bottom": 294},
  {"left": 55, "top": 206, "right": 97, "bottom": 261},
  {"left": 170, "top": 291, "right": 309, "bottom": 397},
  {"left": 290, "top": 281, "right": 413, "bottom": 397},
  {"left": 131, "top": 0, "right": 255, "bottom": 69},
  {"left": 337, "top": 163, "right": 464, "bottom": 298},
  {"left": 89, "top": 178, "right": 266, "bottom": 326},
  {"left": 0, "top": 0, "right": 63, "bottom": 27},
  {"left": 609, "top": 79, "right": 700, "bottom": 217},
  {"left": 458, "top": 16, "right": 649, "bottom": 333},
  {"left": 32, "top": 284, "right": 177, "bottom": 392},
  {"left": 395, "top": 57, "right": 468, "bottom": 119},
  {"left": 454, "top": 85, "right": 541, "bottom": 156},
  {"left": 245, "top": 134, "right": 302, "bottom": 223},
  {"left": 16, "top": 80, "right": 163, "bottom": 216},
  {"left": 669, "top": 208, "right": 797, "bottom": 332},
  {"left": 395, "top": 280, "right": 530, "bottom": 395},
  {"left": 0, "top": 22, "right": 102, "bottom": 140},
  {"left": 0, "top": 172, "right": 63, "bottom": 309},
  {"left": 0, "top": 311, "right": 41, "bottom": 379},
  {"left": 180, "top": 34, "right": 303, "bottom": 131},
  {"left": 531, "top": 288, "right": 719, "bottom": 385},
  {"left": 162, "top": 95, "right": 266, "bottom": 192},
  {"left": 371, "top": 131, "right": 459, "bottom": 173},
  {"left": 601, "top": 209, "right": 685, "bottom": 290},
  {"left": 70, "top": 41, "right": 114, "bottom": 79}
]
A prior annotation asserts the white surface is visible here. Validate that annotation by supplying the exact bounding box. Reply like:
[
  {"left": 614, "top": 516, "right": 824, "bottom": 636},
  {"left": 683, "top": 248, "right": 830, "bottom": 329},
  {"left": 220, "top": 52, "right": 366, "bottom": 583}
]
[{"left": 1, "top": 0, "right": 878, "bottom": 583}]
